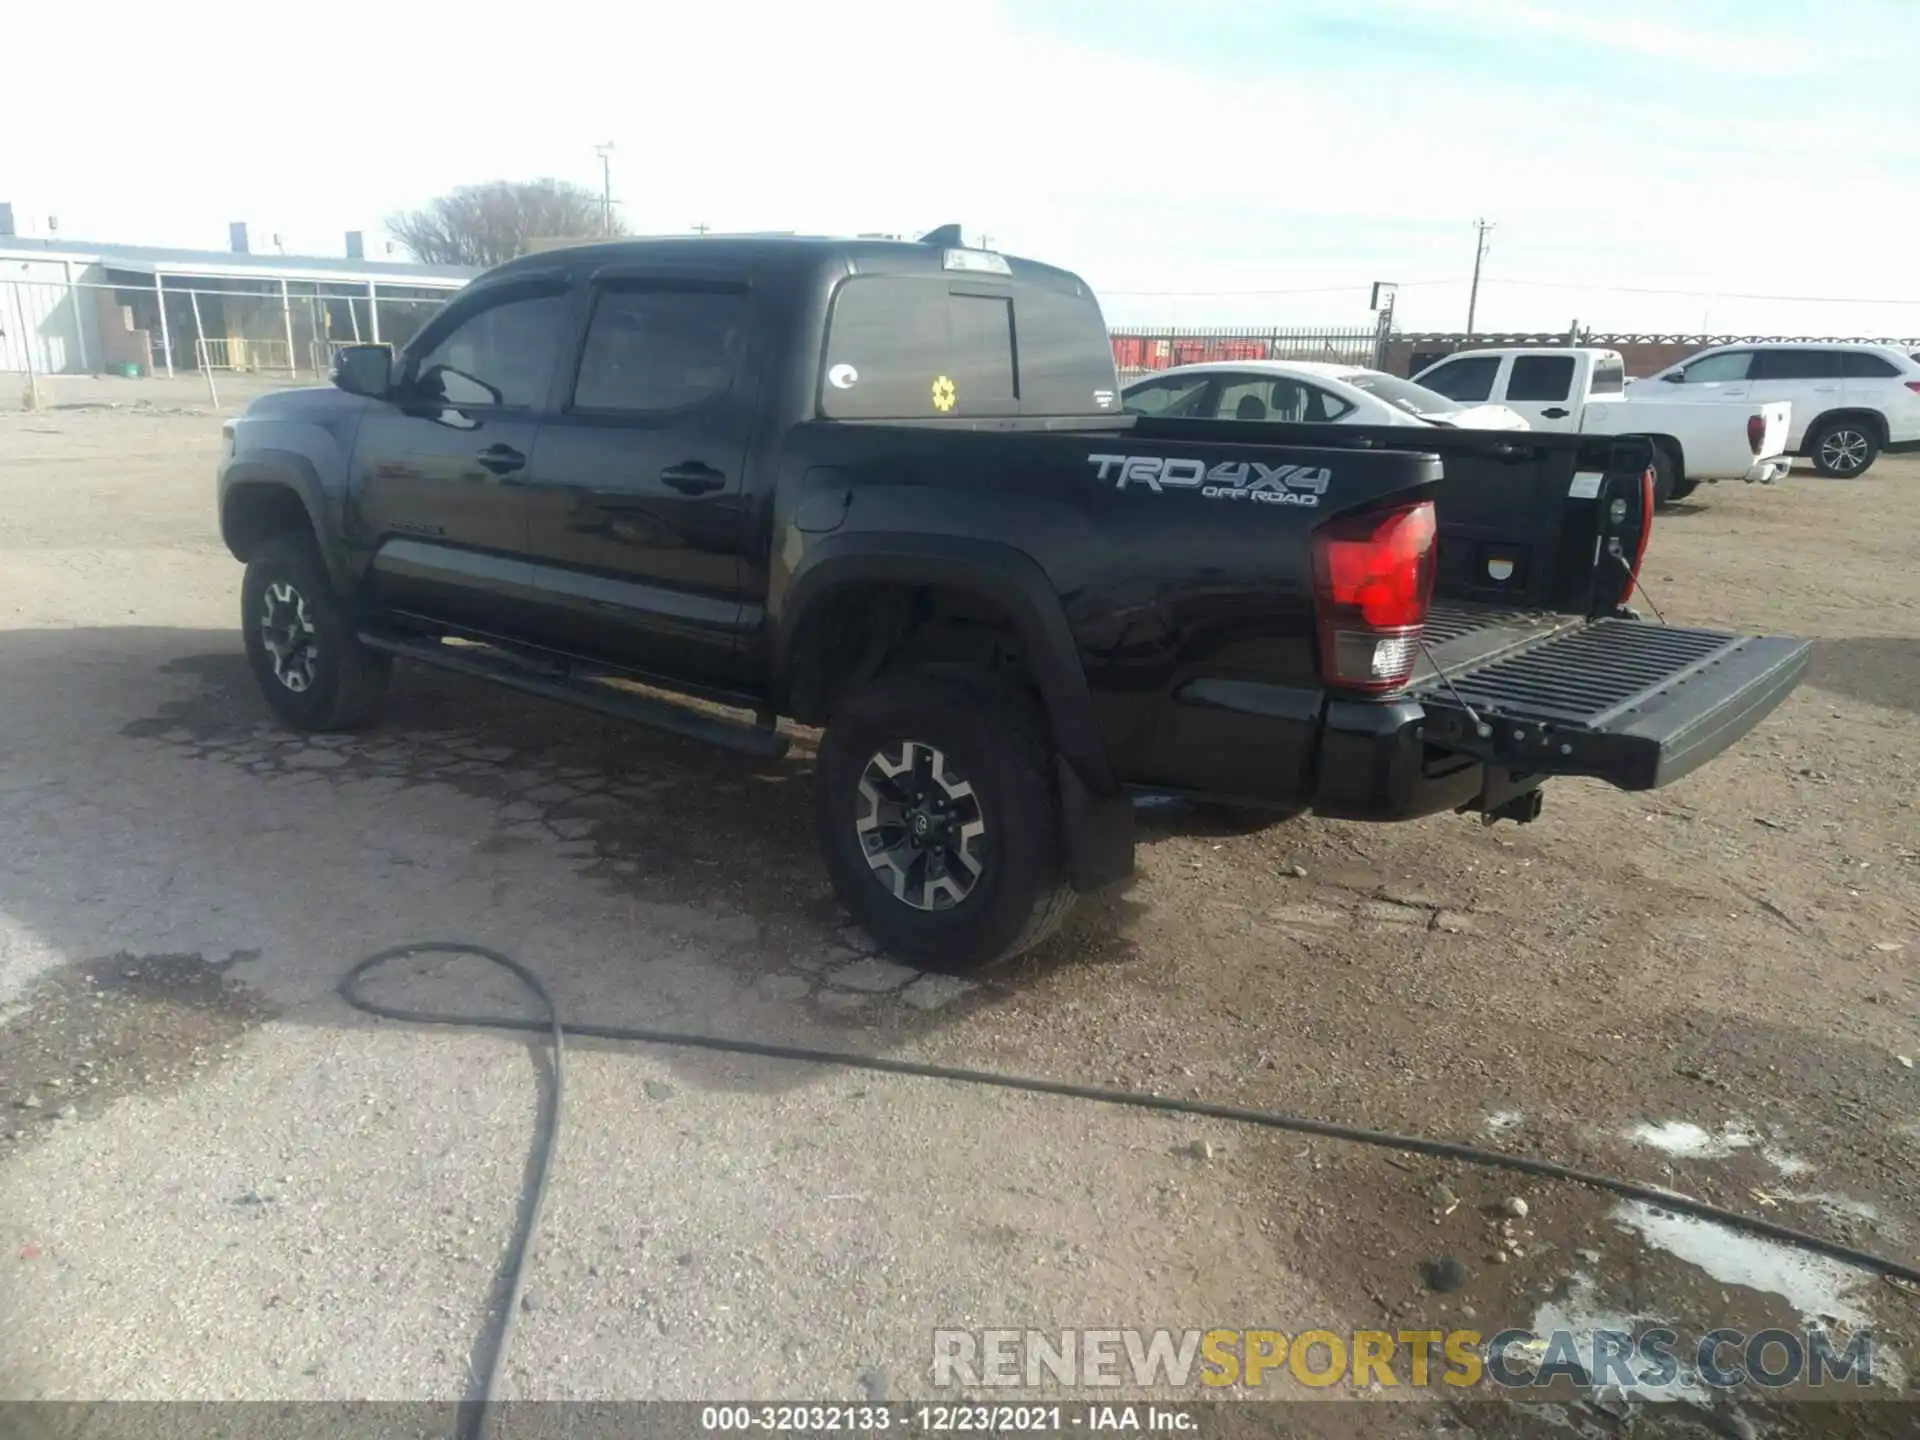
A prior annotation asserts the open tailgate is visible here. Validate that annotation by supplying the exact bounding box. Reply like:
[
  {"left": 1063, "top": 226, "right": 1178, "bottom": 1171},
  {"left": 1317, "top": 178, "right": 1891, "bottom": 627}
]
[{"left": 1416, "top": 618, "right": 1809, "bottom": 791}]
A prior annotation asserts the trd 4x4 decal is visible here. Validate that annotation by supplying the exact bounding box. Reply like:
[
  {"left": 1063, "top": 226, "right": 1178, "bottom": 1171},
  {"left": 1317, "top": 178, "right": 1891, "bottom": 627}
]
[{"left": 1087, "top": 453, "right": 1332, "bottom": 506}]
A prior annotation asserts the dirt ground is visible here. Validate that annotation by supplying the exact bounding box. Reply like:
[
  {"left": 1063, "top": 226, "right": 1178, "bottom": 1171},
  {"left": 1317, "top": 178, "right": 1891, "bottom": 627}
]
[{"left": 1, "top": 375, "right": 1916, "bottom": 1436}]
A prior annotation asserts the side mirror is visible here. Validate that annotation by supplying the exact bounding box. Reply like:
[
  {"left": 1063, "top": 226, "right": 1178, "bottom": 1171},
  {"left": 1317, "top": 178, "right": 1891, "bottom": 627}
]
[
  {"left": 1660, "top": 371, "right": 1685, "bottom": 384},
  {"left": 332, "top": 344, "right": 394, "bottom": 399}
]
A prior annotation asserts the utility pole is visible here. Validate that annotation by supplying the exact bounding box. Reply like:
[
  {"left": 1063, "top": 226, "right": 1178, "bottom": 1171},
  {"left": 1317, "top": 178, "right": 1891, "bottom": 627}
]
[
  {"left": 595, "top": 142, "right": 616, "bottom": 235},
  {"left": 1466, "top": 218, "right": 1495, "bottom": 336},
  {"left": 692, "top": 223, "right": 711, "bottom": 236}
]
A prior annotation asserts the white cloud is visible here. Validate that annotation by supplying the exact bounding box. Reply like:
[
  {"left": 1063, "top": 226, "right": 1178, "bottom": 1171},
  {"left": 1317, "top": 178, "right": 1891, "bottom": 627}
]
[{"left": 1366, "top": 0, "right": 1813, "bottom": 74}]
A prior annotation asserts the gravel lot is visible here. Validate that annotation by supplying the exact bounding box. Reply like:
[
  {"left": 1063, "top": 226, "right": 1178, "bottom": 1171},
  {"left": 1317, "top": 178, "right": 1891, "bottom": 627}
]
[{"left": 2, "top": 376, "right": 1916, "bottom": 1434}]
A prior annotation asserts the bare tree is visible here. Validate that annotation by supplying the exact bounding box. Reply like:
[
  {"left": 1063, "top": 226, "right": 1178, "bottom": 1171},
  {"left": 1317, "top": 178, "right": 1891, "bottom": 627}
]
[{"left": 385, "top": 179, "right": 623, "bottom": 267}]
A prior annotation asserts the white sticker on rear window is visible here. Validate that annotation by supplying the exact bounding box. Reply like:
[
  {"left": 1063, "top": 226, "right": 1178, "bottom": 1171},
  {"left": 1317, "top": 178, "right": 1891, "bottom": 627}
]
[{"left": 1569, "top": 470, "right": 1604, "bottom": 499}]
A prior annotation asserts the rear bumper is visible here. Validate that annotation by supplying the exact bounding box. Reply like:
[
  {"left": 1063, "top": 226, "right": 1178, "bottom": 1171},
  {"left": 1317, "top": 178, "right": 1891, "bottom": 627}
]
[
  {"left": 1744, "top": 457, "right": 1792, "bottom": 484},
  {"left": 1138, "top": 618, "right": 1809, "bottom": 822}
]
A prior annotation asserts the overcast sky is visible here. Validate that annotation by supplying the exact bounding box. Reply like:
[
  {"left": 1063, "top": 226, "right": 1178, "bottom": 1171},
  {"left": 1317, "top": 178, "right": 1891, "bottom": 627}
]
[{"left": 6, "top": 0, "right": 1918, "bottom": 336}]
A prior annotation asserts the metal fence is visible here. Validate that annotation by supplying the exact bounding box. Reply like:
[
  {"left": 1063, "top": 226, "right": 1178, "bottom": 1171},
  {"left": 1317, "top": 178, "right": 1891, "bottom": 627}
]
[
  {"left": 1109, "top": 324, "right": 1387, "bottom": 383},
  {"left": 1, "top": 273, "right": 455, "bottom": 382}
]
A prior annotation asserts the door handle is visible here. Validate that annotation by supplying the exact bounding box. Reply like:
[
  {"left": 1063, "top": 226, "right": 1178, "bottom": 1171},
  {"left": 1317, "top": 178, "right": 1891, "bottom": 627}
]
[
  {"left": 660, "top": 462, "right": 726, "bottom": 495},
  {"left": 1541, "top": 407, "right": 1570, "bottom": 418},
  {"left": 476, "top": 443, "right": 526, "bottom": 475}
]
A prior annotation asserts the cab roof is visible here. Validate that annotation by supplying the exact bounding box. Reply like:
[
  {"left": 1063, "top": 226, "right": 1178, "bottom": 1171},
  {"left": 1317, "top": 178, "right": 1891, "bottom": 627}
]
[{"left": 480, "top": 233, "right": 1095, "bottom": 297}]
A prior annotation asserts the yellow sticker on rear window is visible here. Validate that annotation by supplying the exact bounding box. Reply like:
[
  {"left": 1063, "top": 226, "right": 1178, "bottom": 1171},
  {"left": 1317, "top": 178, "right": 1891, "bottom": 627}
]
[{"left": 931, "top": 375, "right": 957, "bottom": 412}]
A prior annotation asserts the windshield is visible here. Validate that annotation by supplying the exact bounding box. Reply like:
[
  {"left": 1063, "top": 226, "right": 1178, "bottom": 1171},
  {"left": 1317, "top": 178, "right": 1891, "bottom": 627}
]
[{"left": 1342, "top": 371, "right": 1467, "bottom": 419}]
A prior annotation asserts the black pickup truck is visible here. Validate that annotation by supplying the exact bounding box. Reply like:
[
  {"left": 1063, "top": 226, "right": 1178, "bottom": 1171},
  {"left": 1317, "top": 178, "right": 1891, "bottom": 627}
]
[{"left": 217, "top": 230, "right": 1809, "bottom": 970}]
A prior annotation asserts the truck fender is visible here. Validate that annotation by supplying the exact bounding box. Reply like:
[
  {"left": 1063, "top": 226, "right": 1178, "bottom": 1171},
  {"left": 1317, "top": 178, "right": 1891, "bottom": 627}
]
[
  {"left": 774, "top": 533, "right": 1134, "bottom": 891},
  {"left": 219, "top": 452, "right": 353, "bottom": 594}
]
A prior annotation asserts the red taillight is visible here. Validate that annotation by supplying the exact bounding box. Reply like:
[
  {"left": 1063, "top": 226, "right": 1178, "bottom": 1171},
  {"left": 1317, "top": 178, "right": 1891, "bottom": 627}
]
[
  {"left": 1621, "top": 468, "right": 1655, "bottom": 606},
  {"left": 1311, "top": 500, "right": 1437, "bottom": 694},
  {"left": 1904, "top": 381, "right": 1920, "bottom": 395},
  {"left": 1746, "top": 413, "right": 1766, "bottom": 454}
]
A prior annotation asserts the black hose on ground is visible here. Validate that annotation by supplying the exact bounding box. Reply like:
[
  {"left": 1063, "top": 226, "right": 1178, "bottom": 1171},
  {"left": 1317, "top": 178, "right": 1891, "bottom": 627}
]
[{"left": 339, "top": 941, "right": 1920, "bottom": 1440}]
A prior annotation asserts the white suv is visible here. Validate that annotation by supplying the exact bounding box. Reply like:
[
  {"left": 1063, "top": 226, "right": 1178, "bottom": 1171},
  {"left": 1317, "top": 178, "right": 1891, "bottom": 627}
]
[{"left": 1631, "top": 342, "right": 1920, "bottom": 477}]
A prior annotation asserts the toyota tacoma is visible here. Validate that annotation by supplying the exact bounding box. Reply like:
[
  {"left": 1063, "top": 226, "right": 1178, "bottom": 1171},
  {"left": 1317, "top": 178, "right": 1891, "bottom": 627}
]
[{"left": 217, "top": 229, "right": 1810, "bottom": 970}]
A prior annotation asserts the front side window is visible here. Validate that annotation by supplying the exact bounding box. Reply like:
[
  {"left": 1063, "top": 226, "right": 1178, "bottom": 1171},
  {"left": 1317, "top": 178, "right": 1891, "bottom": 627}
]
[
  {"left": 1419, "top": 356, "right": 1499, "bottom": 402},
  {"left": 412, "top": 289, "right": 569, "bottom": 409},
  {"left": 572, "top": 287, "right": 750, "bottom": 413},
  {"left": 1676, "top": 350, "right": 1753, "bottom": 383}
]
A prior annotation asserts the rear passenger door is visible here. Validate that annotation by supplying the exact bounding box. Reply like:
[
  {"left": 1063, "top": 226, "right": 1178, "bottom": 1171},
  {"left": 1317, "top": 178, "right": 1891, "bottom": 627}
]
[
  {"left": 1499, "top": 354, "right": 1580, "bottom": 432},
  {"left": 1748, "top": 348, "right": 1843, "bottom": 450},
  {"left": 519, "top": 276, "right": 760, "bottom": 689}
]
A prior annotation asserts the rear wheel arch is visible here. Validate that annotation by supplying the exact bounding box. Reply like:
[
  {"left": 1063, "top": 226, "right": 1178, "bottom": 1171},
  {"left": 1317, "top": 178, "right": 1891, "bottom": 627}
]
[
  {"left": 1804, "top": 407, "right": 1887, "bottom": 448},
  {"left": 1624, "top": 433, "right": 1684, "bottom": 478},
  {"left": 776, "top": 539, "right": 1135, "bottom": 895},
  {"left": 775, "top": 541, "right": 1109, "bottom": 777}
]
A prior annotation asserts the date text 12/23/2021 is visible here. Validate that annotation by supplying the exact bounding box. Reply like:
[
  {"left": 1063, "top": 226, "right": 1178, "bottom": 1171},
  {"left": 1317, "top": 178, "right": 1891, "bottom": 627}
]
[{"left": 700, "top": 1405, "right": 1197, "bottom": 1434}]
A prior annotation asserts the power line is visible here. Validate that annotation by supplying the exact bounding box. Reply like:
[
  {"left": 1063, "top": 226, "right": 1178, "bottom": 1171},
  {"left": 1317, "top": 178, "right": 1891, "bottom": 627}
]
[
  {"left": 1478, "top": 277, "right": 1920, "bottom": 306},
  {"left": 1098, "top": 277, "right": 1459, "bottom": 298}
]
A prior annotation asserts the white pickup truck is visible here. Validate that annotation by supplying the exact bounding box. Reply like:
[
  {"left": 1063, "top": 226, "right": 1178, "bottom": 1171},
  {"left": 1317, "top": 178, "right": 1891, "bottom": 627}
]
[{"left": 1412, "top": 347, "right": 1793, "bottom": 504}]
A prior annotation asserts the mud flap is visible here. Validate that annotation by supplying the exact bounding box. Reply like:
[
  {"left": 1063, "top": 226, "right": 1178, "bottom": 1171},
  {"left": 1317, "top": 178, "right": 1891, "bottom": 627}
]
[
  {"left": 1057, "top": 757, "right": 1135, "bottom": 891},
  {"left": 1418, "top": 618, "right": 1810, "bottom": 792}
]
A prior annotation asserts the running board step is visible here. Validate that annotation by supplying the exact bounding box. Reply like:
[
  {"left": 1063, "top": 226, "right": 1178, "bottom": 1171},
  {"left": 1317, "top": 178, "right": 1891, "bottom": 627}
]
[{"left": 357, "top": 631, "right": 790, "bottom": 759}]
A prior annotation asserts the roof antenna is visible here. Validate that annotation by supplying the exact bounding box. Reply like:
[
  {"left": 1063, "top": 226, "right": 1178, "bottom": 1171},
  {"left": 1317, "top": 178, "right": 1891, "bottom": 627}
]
[{"left": 917, "top": 223, "right": 964, "bottom": 247}]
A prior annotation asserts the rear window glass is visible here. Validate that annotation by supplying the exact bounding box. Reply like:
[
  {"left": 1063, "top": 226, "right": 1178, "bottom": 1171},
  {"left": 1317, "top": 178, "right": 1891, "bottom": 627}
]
[
  {"left": 821, "top": 275, "right": 1117, "bottom": 419},
  {"left": 1343, "top": 371, "right": 1461, "bottom": 418},
  {"left": 1589, "top": 357, "right": 1626, "bottom": 396},
  {"left": 1843, "top": 351, "right": 1902, "bottom": 378}
]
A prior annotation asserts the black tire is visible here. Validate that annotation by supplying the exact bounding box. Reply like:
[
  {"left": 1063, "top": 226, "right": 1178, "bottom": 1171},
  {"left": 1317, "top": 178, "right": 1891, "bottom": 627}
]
[
  {"left": 815, "top": 671, "right": 1076, "bottom": 972},
  {"left": 1808, "top": 417, "right": 1880, "bottom": 478},
  {"left": 1668, "top": 475, "right": 1700, "bottom": 502},
  {"left": 241, "top": 534, "right": 391, "bottom": 731},
  {"left": 1651, "top": 445, "right": 1679, "bottom": 507}
]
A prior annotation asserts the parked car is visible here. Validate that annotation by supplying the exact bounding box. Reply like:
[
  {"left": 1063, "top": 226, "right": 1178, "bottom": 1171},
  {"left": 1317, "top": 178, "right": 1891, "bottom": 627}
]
[
  {"left": 1123, "top": 360, "right": 1530, "bottom": 431},
  {"left": 217, "top": 233, "right": 1808, "bottom": 972},
  {"left": 1626, "top": 342, "right": 1920, "bottom": 478},
  {"left": 1412, "top": 347, "right": 1792, "bottom": 504}
]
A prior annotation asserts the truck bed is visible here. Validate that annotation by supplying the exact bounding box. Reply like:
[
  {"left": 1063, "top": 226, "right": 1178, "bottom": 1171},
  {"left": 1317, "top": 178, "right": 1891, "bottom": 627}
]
[{"left": 1414, "top": 599, "right": 1584, "bottom": 683}]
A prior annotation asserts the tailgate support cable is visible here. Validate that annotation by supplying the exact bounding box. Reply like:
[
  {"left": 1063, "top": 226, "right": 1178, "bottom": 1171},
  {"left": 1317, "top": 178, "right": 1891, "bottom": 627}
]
[
  {"left": 1615, "top": 550, "right": 1669, "bottom": 625},
  {"left": 1417, "top": 635, "right": 1489, "bottom": 738}
]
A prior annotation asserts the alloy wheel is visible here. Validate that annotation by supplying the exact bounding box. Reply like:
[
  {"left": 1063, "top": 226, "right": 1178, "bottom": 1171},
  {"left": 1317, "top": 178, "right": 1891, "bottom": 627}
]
[
  {"left": 259, "top": 581, "right": 320, "bottom": 693},
  {"left": 1819, "top": 429, "right": 1871, "bottom": 474},
  {"left": 854, "top": 740, "right": 987, "bottom": 910}
]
